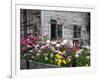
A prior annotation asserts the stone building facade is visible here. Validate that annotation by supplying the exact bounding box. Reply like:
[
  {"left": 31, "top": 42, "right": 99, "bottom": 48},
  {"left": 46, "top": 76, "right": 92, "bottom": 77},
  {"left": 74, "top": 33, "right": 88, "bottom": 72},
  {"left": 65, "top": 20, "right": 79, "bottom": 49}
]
[{"left": 20, "top": 9, "right": 90, "bottom": 45}]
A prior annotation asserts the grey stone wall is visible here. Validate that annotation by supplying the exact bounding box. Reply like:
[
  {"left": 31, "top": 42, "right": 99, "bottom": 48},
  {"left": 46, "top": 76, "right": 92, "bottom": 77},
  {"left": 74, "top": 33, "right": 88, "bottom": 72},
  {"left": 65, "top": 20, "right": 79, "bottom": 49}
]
[
  {"left": 20, "top": 9, "right": 90, "bottom": 44},
  {"left": 20, "top": 9, "right": 41, "bottom": 38},
  {"left": 41, "top": 10, "right": 90, "bottom": 42}
]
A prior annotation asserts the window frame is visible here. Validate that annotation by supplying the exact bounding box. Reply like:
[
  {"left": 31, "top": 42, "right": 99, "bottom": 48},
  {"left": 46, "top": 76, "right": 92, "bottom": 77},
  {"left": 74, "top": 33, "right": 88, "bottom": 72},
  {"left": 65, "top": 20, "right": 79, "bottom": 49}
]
[{"left": 73, "top": 24, "right": 81, "bottom": 38}]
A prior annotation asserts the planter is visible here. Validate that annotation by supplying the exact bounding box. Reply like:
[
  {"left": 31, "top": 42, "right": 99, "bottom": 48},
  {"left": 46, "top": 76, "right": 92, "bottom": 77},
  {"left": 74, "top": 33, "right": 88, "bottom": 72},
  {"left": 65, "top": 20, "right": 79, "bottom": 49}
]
[
  {"left": 20, "top": 59, "right": 27, "bottom": 69},
  {"left": 21, "top": 59, "right": 60, "bottom": 69}
]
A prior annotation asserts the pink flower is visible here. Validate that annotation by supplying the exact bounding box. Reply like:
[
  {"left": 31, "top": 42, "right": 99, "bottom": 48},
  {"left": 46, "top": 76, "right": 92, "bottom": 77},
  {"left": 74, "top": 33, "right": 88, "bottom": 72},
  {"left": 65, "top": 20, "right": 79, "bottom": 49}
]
[
  {"left": 26, "top": 38, "right": 32, "bottom": 45},
  {"left": 32, "top": 43, "right": 35, "bottom": 47},
  {"left": 40, "top": 45, "right": 45, "bottom": 49},
  {"left": 21, "top": 38, "right": 27, "bottom": 46}
]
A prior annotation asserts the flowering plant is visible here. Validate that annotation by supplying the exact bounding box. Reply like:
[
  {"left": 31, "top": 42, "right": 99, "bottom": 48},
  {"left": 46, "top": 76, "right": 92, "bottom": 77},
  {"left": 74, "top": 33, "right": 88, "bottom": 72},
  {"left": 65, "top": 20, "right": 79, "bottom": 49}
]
[{"left": 20, "top": 34, "right": 90, "bottom": 68}]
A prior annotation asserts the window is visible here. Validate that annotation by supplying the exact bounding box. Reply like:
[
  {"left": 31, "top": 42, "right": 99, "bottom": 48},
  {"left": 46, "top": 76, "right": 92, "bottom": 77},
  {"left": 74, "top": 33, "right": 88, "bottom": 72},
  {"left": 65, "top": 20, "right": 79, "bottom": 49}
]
[
  {"left": 73, "top": 25, "right": 81, "bottom": 38},
  {"left": 57, "top": 25, "right": 62, "bottom": 39},
  {"left": 51, "top": 20, "right": 62, "bottom": 40},
  {"left": 51, "top": 23, "right": 57, "bottom": 40}
]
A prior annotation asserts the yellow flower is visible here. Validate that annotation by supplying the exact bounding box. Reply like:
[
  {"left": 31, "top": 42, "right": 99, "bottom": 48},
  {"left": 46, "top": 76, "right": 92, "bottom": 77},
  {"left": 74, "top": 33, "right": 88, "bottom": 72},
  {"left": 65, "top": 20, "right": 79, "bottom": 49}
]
[
  {"left": 54, "top": 49, "right": 57, "bottom": 52},
  {"left": 67, "top": 57, "right": 71, "bottom": 62},
  {"left": 62, "top": 50, "right": 66, "bottom": 55},
  {"left": 55, "top": 54, "right": 62, "bottom": 59},
  {"left": 62, "top": 60, "right": 67, "bottom": 64},
  {"left": 58, "top": 59, "right": 62, "bottom": 63},
  {"left": 57, "top": 59, "right": 62, "bottom": 66},
  {"left": 57, "top": 62, "right": 61, "bottom": 66}
]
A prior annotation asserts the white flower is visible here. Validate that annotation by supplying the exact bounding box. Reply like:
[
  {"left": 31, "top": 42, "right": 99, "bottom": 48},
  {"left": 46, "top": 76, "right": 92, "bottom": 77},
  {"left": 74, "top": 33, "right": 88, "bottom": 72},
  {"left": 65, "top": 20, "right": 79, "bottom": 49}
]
[
  {"left": 61, "top": 42, "right": 64, "bottom": 45},
  {"left": 75, "top": 53, "right": 79, "bottom": 57},
  {"left": 56, "top": 44, "right": 61, "bottom": 47},
  {"left": 45, "top": 57, "right": 48, "bottom": 60},
  {"left": 44, "top": 53, "right": 48, "bottom": 56},
  {"left": 82, "top": 45, "right": 90, "bottom": 50},
  {"left": 70, "top": 40, "right": 73, "bottom": 48},
  {"left": 76, "top": 49, "right": 83, "bottom": 54},
  {"left": 36, "top": 53, "right": 40, "bottom": 56},
  {"left": 80, "top": 49, "right": 83, "bottom": 52},
  {"left": 63, "top": 40, "right": 67, "bottom": 45},
  {"left": 45, "top": 44, "right": 50, "bottom": 47},
  {"left": 32, "top": 56, "right": 34, "bottom": 59},
  {"left": 27, "top": 45, "right": 32, "bottom": 48},
  {"left": 50, "top": 53, "right": 53, "bottom": 57},
  {"left": 41, "top": 41, "right": 45, "bottom": 44},
  {"left": 86, "top": 56, "right": 90, "bottom": 59},
  {"left": 46, "top": 40, "right": 50, "bottom": 44},
  {"left": 50, "top": 46, "right": 55, "bottom": 51},
  {"left": 56, "top": 50, "right": 62, "bottom": 54},
  {"left": 51, "top": 41, "right": 57, "bottom": 44},
  {"left": 76, "top": 50, "right": 81, "bottom": 54},
  {"left": 29, "top": 50, "right": 33, "bottom": 53}
]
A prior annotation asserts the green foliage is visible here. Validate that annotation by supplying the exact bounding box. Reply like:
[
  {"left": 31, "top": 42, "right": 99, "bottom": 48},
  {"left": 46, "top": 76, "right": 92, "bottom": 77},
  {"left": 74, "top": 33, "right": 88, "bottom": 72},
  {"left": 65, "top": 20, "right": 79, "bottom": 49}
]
[
  {"left": 76, "top": 48, "right": 90, "bottom": 66},
  {"left": 21, "top": 46, "right": 90, "bottom": 67}
]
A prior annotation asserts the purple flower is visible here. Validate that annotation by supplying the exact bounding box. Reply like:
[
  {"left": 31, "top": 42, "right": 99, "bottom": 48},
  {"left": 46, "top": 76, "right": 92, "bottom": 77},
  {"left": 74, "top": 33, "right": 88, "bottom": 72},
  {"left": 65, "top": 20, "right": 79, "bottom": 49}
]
[
  {"left": 61, "top": 54, "right": 67, "bottom": 59},
  {"left": 66, "top": 50, "right": 70, "bottom": 56}
]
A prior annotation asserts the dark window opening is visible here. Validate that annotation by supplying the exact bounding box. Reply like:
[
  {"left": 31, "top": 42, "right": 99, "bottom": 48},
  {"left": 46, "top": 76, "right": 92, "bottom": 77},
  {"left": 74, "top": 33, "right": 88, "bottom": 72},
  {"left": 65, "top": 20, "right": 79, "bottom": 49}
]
[
  {"left": 51, "top": 20, "right": 62, "bottom": 40},
  {"left": 51, "top": 24, "right": 57, "bottom": 40},
  {"left": 57, "top": 25, "right": 62, "bottom": 39},
  {"left": 73, "top": 25, "right": 81, "bottom": 38}
]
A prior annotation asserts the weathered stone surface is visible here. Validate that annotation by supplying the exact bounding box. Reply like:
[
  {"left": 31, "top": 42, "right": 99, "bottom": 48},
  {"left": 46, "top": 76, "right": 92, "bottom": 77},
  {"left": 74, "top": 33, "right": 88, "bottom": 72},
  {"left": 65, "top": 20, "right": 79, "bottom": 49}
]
[
  {"left": 21, "top": 60, "right": 60, "bottom": 69},
  {"left": 41, "top": 10, "right": 90, "bottom": 41}
]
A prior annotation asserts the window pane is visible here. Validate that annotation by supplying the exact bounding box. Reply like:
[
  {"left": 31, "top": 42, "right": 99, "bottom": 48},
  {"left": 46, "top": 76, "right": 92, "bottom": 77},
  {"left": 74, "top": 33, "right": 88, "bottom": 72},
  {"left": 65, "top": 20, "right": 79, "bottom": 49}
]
[
  {"left": 78, "top": 32, "right": 81, "bottom": 38},
  {"left": 51, "top": 19, "right": 57, "bottom": 40},
  {"left": 78, "top": 28, "right": 81, "bottom": 32},
  {"left": 73, "top": 32, "right": 77, "bottom": 38},
  {"left": 57, "top": 25, "right": 62, "bottom": 39},
  {"left": 51, "top": 24, "right": 57, "bottom": 40}
]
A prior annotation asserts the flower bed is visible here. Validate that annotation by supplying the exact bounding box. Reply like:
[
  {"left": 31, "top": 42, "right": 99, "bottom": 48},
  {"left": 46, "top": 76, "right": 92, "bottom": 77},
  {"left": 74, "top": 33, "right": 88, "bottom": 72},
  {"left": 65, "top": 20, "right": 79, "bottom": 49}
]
[{"left": 20, "top": 34, "right": 90, "bottom": 69}]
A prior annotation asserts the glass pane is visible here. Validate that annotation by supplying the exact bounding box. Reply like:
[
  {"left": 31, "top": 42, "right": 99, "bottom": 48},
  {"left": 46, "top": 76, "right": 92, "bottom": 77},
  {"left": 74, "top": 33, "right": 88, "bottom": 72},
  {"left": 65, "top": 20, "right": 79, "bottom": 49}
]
[
  {"left": 78, "top": 32, "right": 81, "bottom": 38},
  {"left": 78, "top": 28, "right": 81, "bottom": 32},
  {"left": 73, "top": 32, "right": 77, "bottom": 38},
  {"left": 57, "top": 25, "right": 62, "bottom": 39}
]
